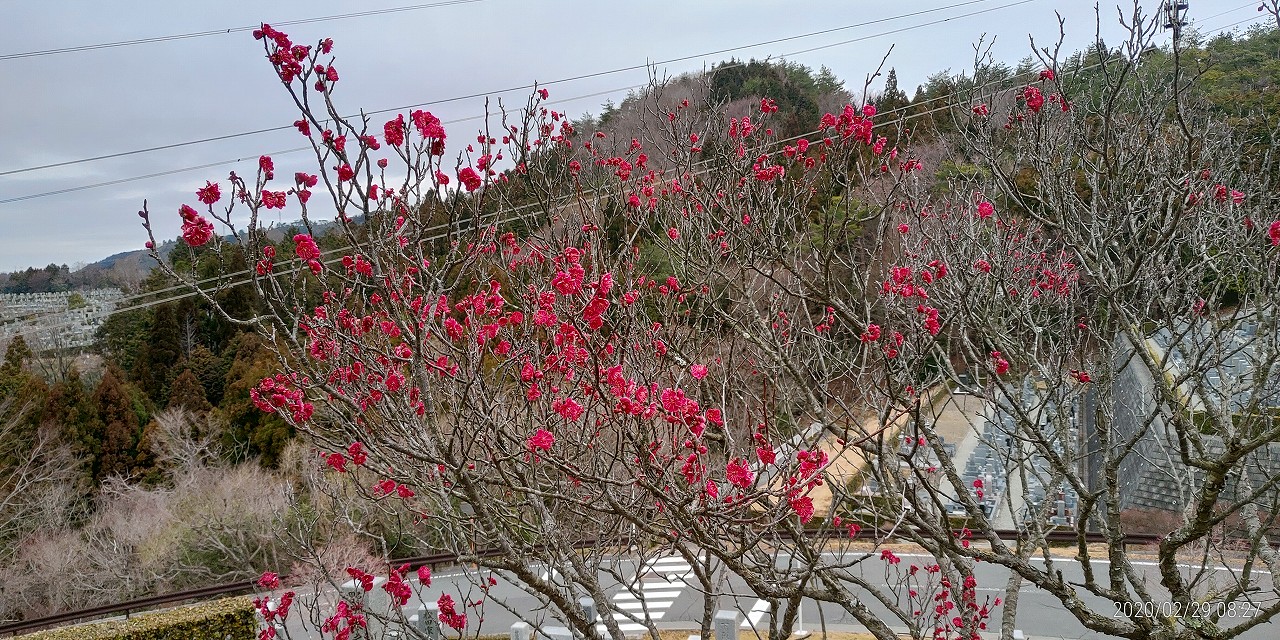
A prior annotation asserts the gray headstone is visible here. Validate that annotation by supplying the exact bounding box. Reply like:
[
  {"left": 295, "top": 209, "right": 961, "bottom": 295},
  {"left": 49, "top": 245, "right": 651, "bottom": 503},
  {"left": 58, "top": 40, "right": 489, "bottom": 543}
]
[
  {"left": 416, "top": 602, "right": 441, "bottom": 640},
  {"left": 511, "top": 621, "right": 533, "bottom": 640},
  {"left": 713, "top": 610, "right": 737, "bottom": 640},
  {"left": 340, "top": 576, "right": 389, "bottom": 636},
  {"left": 543, "top": 625, "right": 573, "bottom": 640}
]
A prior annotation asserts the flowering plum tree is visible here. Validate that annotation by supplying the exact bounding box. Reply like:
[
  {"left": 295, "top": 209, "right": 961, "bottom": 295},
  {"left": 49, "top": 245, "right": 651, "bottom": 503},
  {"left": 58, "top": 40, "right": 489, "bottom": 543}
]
[{"left": 146, "top": 5, "right": 1280, "bottom": 640}]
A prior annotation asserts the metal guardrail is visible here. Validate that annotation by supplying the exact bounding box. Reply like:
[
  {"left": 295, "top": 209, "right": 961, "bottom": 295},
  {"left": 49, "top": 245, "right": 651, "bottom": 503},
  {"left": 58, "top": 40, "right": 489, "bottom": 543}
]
[{"left": 0, "top": 529, "right": 1161, "bottom": 637}]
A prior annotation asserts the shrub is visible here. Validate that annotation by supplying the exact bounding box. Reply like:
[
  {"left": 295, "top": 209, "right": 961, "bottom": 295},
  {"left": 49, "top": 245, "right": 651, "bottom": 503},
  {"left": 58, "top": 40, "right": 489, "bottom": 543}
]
[{"left": 16, "top": 596, "right": 255, "bottom": 640}]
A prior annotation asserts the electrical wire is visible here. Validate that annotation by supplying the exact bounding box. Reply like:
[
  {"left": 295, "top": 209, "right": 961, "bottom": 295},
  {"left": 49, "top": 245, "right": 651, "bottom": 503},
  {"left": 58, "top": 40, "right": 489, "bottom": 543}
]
[
  {"left": 1195, "top": 9, "right": 1278, "bottom": 33},
  {"left": 1196, "top": 2, "right": 1263, "bottom": 24},
  {"left": 8, "top": 52, "right": 1098, "bottom": 342},
  {"left": 0, "top": 83, "right": 643, "bottom": 205},
  {"left": 0, "top": 0, "right": 1048, "bottom": 228},
  {"left": 10, "top": 12, "right": 1277, "bottom": 347},
  {"left": 0, "top": 0, "right": 1019, "bottom": 180},
  {"left": 0, "top": 0, "right": 486, "bottom": 61}
]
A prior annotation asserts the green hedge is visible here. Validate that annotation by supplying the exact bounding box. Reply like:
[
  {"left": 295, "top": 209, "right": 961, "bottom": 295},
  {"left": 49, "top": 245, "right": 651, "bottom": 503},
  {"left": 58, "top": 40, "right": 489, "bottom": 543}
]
[{"left": 18, "top": 596, "right": 257, "bottom": 640}]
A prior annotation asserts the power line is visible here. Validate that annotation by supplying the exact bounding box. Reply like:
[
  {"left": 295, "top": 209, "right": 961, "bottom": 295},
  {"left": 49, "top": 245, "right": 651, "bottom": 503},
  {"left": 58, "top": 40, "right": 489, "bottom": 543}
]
[
  {"left": 7, "top": 8, "right": 1270, "bottom": 338},
  {"left": 0, "top": 0, "right": 1044, "bottom": 211},
  {"left": 1197, "top": 10, "right": 1277, "bottom": 33},
  {"left": 0, "top": 82, "right": 645, "bottom": 206},
  {"left": 1196, "top": 1, "right": 1258, "bottom": 23},
  {"left": 9, "top": 200, "right": 557, "bottom": 342},
  {"left": 12, "top": 51, "right": 1095, "bottom": 341},
  {"left": 0, "top": 0, "right": 1015, "bottom": 180},
  {"left": 0, "top": 0, "right": 487, "bottom": 61}
]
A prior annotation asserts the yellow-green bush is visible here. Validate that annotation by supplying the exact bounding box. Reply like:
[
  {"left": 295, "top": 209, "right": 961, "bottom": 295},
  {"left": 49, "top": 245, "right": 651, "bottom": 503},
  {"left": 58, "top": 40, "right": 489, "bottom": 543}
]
[{"left": 18, "top": 596, "right": 257, "bottom": 640}]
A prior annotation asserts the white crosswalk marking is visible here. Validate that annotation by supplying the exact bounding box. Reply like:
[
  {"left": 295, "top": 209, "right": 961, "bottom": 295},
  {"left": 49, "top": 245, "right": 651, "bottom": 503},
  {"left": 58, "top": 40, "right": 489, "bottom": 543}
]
[
  {"left": 645, "top": 557, "right": 693, "bottom": 570},
  {"left": 742, "top": 599, "right": 769, "bottom": 628},
  {"left": 600, "top": 557, "right": 695, "bottom": 633},
  {"left": 615, "top": 600, "right": 674, "bottom": 610},
  {"left": 640, "top": 554, "right": 699, "bottom": 580},
  {"left": 614, "top": 590, "right": 681, "bottom": 600}
]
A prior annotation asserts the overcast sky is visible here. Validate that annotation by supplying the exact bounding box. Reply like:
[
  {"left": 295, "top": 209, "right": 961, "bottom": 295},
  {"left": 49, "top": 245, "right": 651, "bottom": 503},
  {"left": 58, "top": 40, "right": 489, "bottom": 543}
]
[{"left": 0, "top": 0, "right": 1269, "bottom": 273}]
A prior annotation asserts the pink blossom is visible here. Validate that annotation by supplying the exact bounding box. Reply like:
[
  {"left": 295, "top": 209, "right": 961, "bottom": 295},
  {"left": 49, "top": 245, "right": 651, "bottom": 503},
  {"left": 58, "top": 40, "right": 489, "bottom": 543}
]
[
  {"left": 294, "top": 234, "right": 321, "bottom": 260},
  {"left": 1023, "top": 86, "right": 1045, "bottom": 113},
  {"left": 726, "top": 458, "right": 754, "bottom": 488},
  {"left": 325, "top": 452, "right": 347, "bottom": 473},
  {"left": 258, "top": 571, "right": 281, "bottom": 590},
  {"left": 347, "top": 442, "right": 367, "bottom": 466},
  {"left": 553, "top": 398, "right": 584, "bottom": 421},
  {"left": 977, "top": 200, "right": 994, "bottom": 219},
  {"left": 789, "top": 495, "right": 815, "bottom": 523},
  {"left": 196, "top": 181, "right": 221, "bottom": 205},
  {"left": 458, "top": 167, "right": 482, "bottom": 192},
  {"left": 179, "top": 205, "right": 214, "bottom": 246},
  {"left": 437, "top": 594, "right": 466, "bottom": 631},
  {"left": 527, "top": 428, "right": 555, "bottom": 452},
  {"left": 757, "top": 446, "right": 776, "bottom": 465},
  {"left": 991, "top": 351, "right": 1010, "bottom": 375}
]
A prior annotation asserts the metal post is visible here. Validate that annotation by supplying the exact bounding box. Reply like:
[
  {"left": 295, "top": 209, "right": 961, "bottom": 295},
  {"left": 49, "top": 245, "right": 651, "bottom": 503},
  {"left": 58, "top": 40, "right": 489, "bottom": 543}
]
[{"left": 1165, "top": 1, "right": 1189, "bottom": 42}]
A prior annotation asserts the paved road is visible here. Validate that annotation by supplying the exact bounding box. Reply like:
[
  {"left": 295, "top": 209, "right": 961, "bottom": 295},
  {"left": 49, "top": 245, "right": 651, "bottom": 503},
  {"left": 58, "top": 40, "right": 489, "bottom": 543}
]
[{"left": 271, "top": 552, "right": 1276, "bottom": 640}]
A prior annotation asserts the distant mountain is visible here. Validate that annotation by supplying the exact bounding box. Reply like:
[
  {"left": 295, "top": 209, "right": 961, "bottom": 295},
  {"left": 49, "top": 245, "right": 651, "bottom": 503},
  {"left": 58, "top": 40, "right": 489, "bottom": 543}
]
[{"left": 1, "top": 218, "right": 342, "bottom": 295}]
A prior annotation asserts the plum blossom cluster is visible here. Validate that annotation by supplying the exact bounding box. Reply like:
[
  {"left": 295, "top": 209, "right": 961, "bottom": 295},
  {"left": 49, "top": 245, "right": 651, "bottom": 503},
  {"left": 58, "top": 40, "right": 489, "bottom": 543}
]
[
  {"left": 324, "top": 441, "right": 368, "bottom": 473},
  {"left": 178, "top": 205, "right": 214, "bottom": 247},
  {"left": 891, "top": 556, "right": 1000, "bottom": 640},
  {"left": 249, "top": 374, "right": 314, "bottom": 424},
  {"left": 255, "top": 23, "right": 334, "bottom": 88},
  {"left": 252, "top": 571, "right": 295, "bottom": 640}
]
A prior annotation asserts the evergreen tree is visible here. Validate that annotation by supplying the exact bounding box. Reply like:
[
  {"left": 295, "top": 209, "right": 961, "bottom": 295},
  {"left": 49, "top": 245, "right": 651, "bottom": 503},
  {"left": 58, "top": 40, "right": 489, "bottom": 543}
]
[
  {"left": 44, "top": 366, "right": 100, "bottom": 482},
  {"left": 96, "top": 308, "right": 150, "bottom": 374},
  {"left": 1, "top": 335, "right": 32, "bottom": 376},
  {"left": 186, "top": 344, "right": 228, "bottom": 405},
  {"left": 218, "top": 333, "right": 293, "bottom": 466},
  {"left": 0, "top": 335, "right": 48, "bottom": 446},
  {"left": 167, "top": 368, "right": 213, "bottom": 415},
  {"left": 93, "top": 366, "right": 140, "bottom": 482},
  {"left": 133, "top": 303, "right": 182, "bottom": 407},
  {"left": 876, "top": 68, "right": 910, "bottom": 115}
]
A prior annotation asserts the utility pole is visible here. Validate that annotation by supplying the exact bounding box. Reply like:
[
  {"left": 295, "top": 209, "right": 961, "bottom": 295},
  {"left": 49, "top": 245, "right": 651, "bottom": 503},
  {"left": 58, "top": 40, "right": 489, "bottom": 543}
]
[{"left": 1164, "top": 0, "right": 1189, "bottom": 43}]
